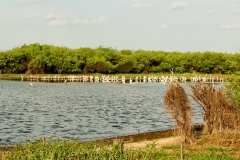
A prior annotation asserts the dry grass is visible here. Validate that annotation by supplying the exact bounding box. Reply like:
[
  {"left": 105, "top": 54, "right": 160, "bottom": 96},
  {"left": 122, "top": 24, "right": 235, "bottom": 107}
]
[
  {"left": 190, "top": 82, "right": 240, "bottom": 134},
  {"left": 164, "top": 83, "right": 196, "bottom": 144},
  {"left": 162, "top": 80, "right": 240, "bottom": 159}
]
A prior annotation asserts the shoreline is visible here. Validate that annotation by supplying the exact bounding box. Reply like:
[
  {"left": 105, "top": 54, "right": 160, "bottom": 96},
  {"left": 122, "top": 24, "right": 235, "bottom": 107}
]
[
  {"left": 0, "top": 125, "right": 203, "bottom": 149},
  {"left": 0, "top": 74, "right": 229, "bottom": 83},
  {"left": 97, "top": 125, "right": 203, "bottom": 144}
]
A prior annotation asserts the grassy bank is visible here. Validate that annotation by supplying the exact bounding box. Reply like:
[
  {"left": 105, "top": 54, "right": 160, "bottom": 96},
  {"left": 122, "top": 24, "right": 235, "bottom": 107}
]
[
  {"left": 1, "top": 137, "right": 239, "bottom": 160},
  {"left": 1, "top": 128, "right": 240, "bottom": 160}
]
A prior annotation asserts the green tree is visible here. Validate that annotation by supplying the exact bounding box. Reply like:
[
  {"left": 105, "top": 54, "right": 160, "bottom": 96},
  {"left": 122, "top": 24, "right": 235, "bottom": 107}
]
[
  {"left": 0, "top": 52, "right": 6, "bottom": 72},
  {"left": 116, "top": 56, "right": 134, "bottom": 73}
]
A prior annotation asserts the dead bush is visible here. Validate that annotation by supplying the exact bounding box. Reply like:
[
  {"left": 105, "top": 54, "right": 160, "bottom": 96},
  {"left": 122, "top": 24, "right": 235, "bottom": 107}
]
[
  {"left": 190, "top": 83, "right": 240, "bottom": 134},
  {"left": 164, "top": 83, "right": 196, "bottom": 144}
]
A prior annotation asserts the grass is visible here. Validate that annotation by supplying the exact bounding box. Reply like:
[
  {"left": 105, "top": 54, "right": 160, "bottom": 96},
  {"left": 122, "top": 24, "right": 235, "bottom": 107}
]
[{"left": 1, "top": 137, "right": 239, "bottom": 160}]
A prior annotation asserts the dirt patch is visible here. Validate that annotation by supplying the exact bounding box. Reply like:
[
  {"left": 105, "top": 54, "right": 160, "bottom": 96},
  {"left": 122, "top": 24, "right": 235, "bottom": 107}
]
[{"left": 124, "top": 136, "right": 181, "bottom": 149}]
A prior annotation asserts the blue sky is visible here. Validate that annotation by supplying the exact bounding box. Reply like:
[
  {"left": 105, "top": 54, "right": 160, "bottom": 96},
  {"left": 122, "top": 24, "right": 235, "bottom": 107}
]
[{"left": 1, "top": 0, "right": 240, "bottom": 53}]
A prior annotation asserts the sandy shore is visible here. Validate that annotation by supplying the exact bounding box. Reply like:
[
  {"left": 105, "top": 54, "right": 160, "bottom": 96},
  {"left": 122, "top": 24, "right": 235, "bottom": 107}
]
[{"left": 124, "top": 136, "right": 182, "bottom": 149}]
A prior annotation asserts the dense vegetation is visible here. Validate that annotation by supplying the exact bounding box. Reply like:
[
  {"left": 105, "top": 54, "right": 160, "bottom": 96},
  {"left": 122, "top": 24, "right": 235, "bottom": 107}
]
[{"left": 0, "top": 43, "right": 240, "bottom": 74}]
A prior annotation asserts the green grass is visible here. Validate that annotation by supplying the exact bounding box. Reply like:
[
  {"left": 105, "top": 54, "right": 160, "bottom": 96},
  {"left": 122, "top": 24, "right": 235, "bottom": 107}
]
[
  {"left": 1, "top": 138, "right": 238, "bottom": 160},
  {"left": 161, "top": 145, "right": 180, "bottom": 150}
]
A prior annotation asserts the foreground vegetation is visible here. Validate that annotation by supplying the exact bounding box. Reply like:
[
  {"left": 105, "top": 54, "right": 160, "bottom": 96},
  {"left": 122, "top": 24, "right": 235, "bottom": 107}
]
[
  {"left": 1, "top": 135, "right": 240, "bottom": 160},
  {"left": 161, "top": 73, "right": 240, "bottom": 159},
  {"left": 0, "top": 43, "right": 240, "bottom": 74}
]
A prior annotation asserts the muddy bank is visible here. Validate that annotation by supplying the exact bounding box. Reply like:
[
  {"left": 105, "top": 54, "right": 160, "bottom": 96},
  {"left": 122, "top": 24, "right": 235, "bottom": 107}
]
[{"left": 97, "top": 125, "right": 203, "bottom": 144}]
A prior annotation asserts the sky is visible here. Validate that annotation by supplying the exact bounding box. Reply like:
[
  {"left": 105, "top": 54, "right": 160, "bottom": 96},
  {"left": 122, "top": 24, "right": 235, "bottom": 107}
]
[{"left": 1, "top": 0, "right": 240, "bottom": 53}]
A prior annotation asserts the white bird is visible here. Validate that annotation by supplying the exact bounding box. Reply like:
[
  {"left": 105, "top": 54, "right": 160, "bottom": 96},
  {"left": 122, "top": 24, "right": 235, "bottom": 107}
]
[
  {"left": 129, "top": 77, "right": 132, "bottom": 84},
  {"left": 64, "top": 79, "right": 67, "bottom": 85},
  {"left": 30, "top": 82, "right": 33, "bottom": 86}
]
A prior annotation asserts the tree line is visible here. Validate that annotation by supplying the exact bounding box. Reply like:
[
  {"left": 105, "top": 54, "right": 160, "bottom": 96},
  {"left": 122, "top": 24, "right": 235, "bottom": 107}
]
[{"left": 0, "top": 43, "right": 240, "bottom": 74}]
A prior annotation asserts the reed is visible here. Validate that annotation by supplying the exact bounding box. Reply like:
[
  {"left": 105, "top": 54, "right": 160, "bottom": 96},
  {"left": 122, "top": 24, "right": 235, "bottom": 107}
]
[
  {"left": 164, "top": 83, "right": 196, "bottom": 145},
  {"left": 190, "top": 83, "right": 240, "bottom": 134}
]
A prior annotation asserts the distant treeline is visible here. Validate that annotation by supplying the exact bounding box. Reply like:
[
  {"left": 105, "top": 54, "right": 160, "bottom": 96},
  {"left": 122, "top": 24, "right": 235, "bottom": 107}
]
[{"left": 0, "top": 43, "right": 240, "bottom": 74}]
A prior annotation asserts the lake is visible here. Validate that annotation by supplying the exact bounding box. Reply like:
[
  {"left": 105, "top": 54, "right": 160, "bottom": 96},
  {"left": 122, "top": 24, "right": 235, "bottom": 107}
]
[{"left": 0, "top": 80, "right": 203, "bottom": 145}]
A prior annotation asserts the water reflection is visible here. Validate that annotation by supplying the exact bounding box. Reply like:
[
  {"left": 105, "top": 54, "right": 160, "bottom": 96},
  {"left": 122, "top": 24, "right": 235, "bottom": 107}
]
[{"left": 0, "top": 80, "right": 203, "bottom": 144}]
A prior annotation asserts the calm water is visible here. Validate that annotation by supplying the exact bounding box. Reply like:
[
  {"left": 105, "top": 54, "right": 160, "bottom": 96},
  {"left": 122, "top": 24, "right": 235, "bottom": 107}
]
[{"left": 0, "top": 80, "right": 203, "bottom": 145}]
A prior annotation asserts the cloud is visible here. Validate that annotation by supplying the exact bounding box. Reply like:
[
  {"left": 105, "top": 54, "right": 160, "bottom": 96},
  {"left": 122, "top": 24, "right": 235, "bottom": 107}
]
[
  {"left": 225, "top": 5, "right": 240, "bottom": 13},
  {"left": 225, "top": 5, "right": 238, "bottom": 9},
  {"left": 22, "top": 30, "right": 35, "bottom": 34},
  {"left": 219, "top": 22, "right": 240, "bottom": 29},
  {"left": 15, "top": 0, "right": 49, "bottom": 3},
  {"left": 207, "top": 9, "right": 218, "bottom": 15},
  {"left": 170, "top": 2, "right": 188, "bottom": 9},
  {"left": 44, "top": 14, "right": 109, "bottom": 26},
  {"left": 21, "top": 14, "right": 39, "bottom": 19},
  {"left": 129, "top": 3, "right": 151, "bottom": 9},
  {"left": 45, "top": 14, "right": 67, "bottom": 26},
  {"left": 229, "top": 8, "right": 240, "bottom": 13},
  {"left": 48, "top": 19, "right": 67, "bottom": 26},
  {"left": 45, "top": 14, "right": 57, "bottom": 20},
  {"left": 73, "top": 16, "right": 109, "bottom": 25},
  {"left": 160, "top": 24, "right": 169, "bottom": 29}
]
